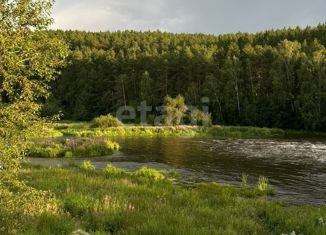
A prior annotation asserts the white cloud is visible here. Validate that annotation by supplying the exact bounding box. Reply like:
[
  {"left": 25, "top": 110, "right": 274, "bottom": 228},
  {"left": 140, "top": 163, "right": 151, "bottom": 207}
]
[{"left": 50, "top": 0, "right": 326, "bottom": 34}]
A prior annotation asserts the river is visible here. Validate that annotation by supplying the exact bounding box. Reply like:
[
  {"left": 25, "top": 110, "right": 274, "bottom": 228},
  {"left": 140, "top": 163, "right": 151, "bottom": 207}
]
[{"left": 29, "top": 137, "right": 326, "bottom": 205}]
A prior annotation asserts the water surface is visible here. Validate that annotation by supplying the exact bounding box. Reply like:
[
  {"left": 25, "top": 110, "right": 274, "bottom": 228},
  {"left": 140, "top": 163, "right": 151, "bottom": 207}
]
[{"left": 30, "top": 137, "right": 326, "bottom": 205}]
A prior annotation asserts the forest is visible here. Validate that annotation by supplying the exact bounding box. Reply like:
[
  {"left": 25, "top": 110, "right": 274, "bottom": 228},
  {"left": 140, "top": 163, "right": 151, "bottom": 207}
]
[
  {"left": 1, "top": 1, "right": 326, "bottom": 234},
  {"left": 45, "top": 25, "right": 326, "bottom": 131}
]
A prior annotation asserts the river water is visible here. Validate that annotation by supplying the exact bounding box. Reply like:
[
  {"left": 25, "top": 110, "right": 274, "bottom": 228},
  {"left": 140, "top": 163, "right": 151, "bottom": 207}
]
[{"left": 29, "top": 137, "right": 326, "bottom": 205}]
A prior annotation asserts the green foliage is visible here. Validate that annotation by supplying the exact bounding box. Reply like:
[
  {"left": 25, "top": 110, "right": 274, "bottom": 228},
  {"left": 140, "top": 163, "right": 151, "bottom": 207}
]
[
  {"left": 64, "top": 151, "right": 73, "bottom": 159},
  {"left": 0, "top": 1, "right": 67, "bottom": 233},
  {"left": 56, "top": 121, "right": 326, "bottom": 139},
  {"left": 92, "top": 115, "right": 123, "bottom": 128},
  {"left": 242, "top": 174, "right": 248, "bottom": 189},
  {"left": 41, "top": 95, "right": 63, "bottom": 117},
  {"left": 257, "top": 176, "right": 269, "bottom": 192},
  {"left": 26, "top": 124, "right": 64, "bottom": 139},
  {"left": 105, "top": 140, "right": 120, "bottom": 152},
  {"left": 80, "top": 161, "right": 95, "bottom": 171},
  {"left": 0, "top": 185, "right": 61, "bottom": 234},
  {"left": 104, "top": 164, "right": 126, "bottom": 177},
  {"left": 20, "top": 213, "right": 77, "bottom": 235},
  {"left": 163, "top": 95, "right": 188, "bottom": 126},
  {"left": 190, "top": 109, "right": 213, "bottom": 126},
  {"left": 47, "top": 26, "right": 326, "bottom": 131},
  {"left": 17, "top": 165, "right": 326, "bottom": 235},
  {"left": 134, "top": 166, "right": 165, "bottom": 181},
  {"left": 27, "top": 138, "right": 120, "bottom": 158}
]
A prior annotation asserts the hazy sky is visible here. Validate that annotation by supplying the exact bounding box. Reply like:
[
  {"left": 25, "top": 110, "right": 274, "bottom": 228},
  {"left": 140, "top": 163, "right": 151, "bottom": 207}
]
[{"left": 51, "top": 0, "right": 326, "bottom": 34}]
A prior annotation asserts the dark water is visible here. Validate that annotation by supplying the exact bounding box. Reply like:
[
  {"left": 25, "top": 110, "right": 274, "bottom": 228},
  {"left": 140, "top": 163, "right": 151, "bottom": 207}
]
[{"left": 30, "top": 137, "right": 326, "bottom": 205}]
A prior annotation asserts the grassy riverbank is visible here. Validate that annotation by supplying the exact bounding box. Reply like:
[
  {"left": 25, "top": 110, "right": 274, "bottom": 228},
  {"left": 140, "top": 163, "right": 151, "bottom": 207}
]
[
  {"left": 18, "top": 165, "right": 326, "bottom": 235},
  {"left": 52, "top": 121, "right": 326, "bottom": 139}
]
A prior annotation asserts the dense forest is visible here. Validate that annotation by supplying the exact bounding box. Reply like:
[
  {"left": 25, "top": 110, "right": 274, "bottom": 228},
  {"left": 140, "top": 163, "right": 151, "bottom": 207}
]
[{"left": 45, "top": 24, "right": 326, "bottom": 130}]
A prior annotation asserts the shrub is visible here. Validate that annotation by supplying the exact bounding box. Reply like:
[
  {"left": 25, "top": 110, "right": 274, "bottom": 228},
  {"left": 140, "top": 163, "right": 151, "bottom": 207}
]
[
  {"left": 27, "top": 142, "right": 65, "bottom": 158},
  {"left": 163, "top": 95, "right": 187, "bottom": 126},
  {"left": 242, "top": 174, "right": 248, "bottom": 189},
  {"left": 80, "top": 161, "right": 95, "bottom": 171},
  {"left": 190, "top": 109, "right": 212, "bottom": 127},
  {"left": 0, "top": 185, "right": 60, "bottom": 234},
  {"left": 92, "top": 115, "right": 123, "bottom": 128},
  {"left": 64, "top": 151, "right": 73, "bottom": 159},
  {"left": 106, "top": 140, "right": 120, "bottom": 151},
  {"left": 27, "top": 138, "right": 120, "bottom": 158},
  {"left": 134, "top": 166, "right": 165, "bottom": 180},
  {"left": 104, "top": 164, "right": 126, "bottom": 177},
  {"left": 257, "top": 176, "right": 269, "bottom": 192},
  {"left": 66, "top": 139, "right": 120, "bottom": 157}
]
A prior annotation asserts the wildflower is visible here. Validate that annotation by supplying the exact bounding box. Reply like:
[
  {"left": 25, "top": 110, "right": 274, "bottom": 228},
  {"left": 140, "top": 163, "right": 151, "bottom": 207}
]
[{"left": 319, "top": 217, "right": 325, "bottom": 226}]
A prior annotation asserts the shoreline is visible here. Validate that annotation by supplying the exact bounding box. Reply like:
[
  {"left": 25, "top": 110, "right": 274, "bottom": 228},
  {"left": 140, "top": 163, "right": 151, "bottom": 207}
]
[{"left": 50, "top": 122, "right": 326, "bottom": 139}]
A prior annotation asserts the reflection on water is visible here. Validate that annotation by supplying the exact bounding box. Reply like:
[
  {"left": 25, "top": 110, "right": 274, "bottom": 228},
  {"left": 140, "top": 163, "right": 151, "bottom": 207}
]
[{"left": 30, "top": 137, "right": 326, "bottom": 205}]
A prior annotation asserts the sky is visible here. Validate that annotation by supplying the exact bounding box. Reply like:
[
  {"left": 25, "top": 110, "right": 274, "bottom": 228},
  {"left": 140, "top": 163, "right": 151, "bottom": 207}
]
[{"left": 51, "top": 0, "right": 326, "bottom": 35}]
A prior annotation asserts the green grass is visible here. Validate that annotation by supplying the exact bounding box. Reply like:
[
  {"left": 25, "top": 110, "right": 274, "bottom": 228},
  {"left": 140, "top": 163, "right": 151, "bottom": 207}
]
[
  {"left": 27, "top": 138, "right": 120, "bottom": 158},
  {"left": 53, "top": 121, "right": 326, "bottom": 139},
  {"left": 18, "top": 165, "right": 326, "bottom": 235}
]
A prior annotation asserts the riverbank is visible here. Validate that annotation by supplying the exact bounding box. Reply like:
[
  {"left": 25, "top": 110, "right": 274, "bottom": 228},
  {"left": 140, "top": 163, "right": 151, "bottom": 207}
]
[
  {"left": 51, "top": 122, "right": 326, "bottom": 139},
  {"left": 18, "top": 164, "right": 326, "bottom": 235}
]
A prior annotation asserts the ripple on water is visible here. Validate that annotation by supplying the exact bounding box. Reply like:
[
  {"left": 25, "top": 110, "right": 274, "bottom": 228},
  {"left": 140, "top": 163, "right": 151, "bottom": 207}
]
[{"left": 210, "top": 139, "right": 326, "bottom": 164}]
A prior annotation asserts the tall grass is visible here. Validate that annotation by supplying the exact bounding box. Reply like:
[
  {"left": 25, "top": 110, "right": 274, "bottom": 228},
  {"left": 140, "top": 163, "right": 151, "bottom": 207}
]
[
  {"left": 56, "top": 121, "right": 326, "bottom": 139},
  {"left": 27, "top": 138, "right": 120, "bottom": 158},
  {"left": 18, "top": 165, "right": 326, "bottom": 235}
]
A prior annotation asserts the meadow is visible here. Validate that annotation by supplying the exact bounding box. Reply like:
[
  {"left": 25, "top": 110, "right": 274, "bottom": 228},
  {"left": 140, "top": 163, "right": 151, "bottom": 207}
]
[{"left": 17, "top": 164, "right": 326, "bottom": 235}]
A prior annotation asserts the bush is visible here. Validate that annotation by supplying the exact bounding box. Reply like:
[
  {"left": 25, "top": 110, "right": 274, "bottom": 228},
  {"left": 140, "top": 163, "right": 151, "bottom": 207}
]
[
  {"left": 190, "top": 109, "right": 212, "bottom": 127},
  {"left": 66, "top": 139, "right": 119, "bottom": 157},
  {"left": 134, "top": 166, "right": 165, "bottom": 180},
  {"left": 27, "top": 138, "right": 120, "bottom": 158},
  {"left": 64, "top": 151, "right": 73, "bottom": 159},
  {"left": 257, "top": 176, "right": 269, "bottom": 192},
  {"left": 27, "top": 141, "right": 65, "bottom": 158},
  {"left": 0, "top": 185, "right": 60, "bottom": 234},
  {"left": 92, "top": 115, "right": 123, "bottom": 128},
  {"left": 80, "top": 161, "right": 95, "bottom": 171},
  {"left": 105, "top": 140, "right": 120, "bottom": 152},
  {"left": 163, "top": 95, "right": 187, "bottom": 126},
  {"left": 104, "top": 164, "right": 126, "bottom": 177}
]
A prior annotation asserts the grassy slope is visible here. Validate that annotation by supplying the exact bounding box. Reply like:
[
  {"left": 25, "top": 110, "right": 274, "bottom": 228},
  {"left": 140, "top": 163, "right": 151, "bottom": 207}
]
[{"left": 19, "top": 166, "right": 326, "bottom": 235}]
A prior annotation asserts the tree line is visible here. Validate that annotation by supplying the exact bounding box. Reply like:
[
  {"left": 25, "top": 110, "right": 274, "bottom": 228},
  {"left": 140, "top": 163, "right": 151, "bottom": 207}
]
[{"left": 45, "top": 24, "right": 326, "bottom": 130}]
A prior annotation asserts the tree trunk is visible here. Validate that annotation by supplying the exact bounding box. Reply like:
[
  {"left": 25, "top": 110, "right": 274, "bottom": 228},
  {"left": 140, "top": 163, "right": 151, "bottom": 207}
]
[
  {"left": 121, "top": 77, "right": 127, "bottom": 109},
  {"left": 235, "top": 77, "right": 241, "bottom": 116}
]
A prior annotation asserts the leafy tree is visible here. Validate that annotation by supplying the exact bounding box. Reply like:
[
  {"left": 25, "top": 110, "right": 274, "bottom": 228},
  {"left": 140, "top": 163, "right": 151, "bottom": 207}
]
[
  {"left": 163, "top": 95, "right": 187, "bottom": 126},
  {"left": 47, "top": 24, "right": 326, "bottom": 130},
  {"left": 272, "top": 40, "right": 304, "bottom": 128},
  {"left": 221, "top": 42, "right": 242, "bottom": 120},
  {"left": 0, "top": 0, "right": 67, "bottom": 232},
  {"left": 140, "top": 71, "right": 153, "bottom": 104}
]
